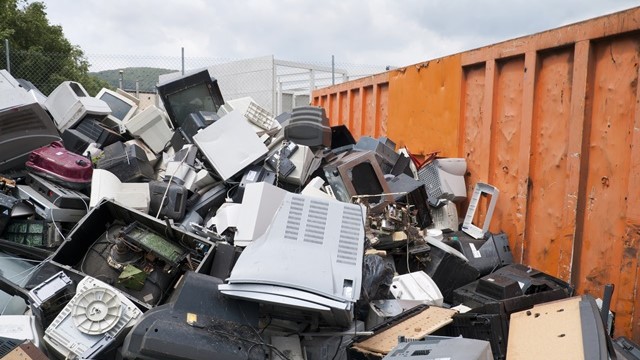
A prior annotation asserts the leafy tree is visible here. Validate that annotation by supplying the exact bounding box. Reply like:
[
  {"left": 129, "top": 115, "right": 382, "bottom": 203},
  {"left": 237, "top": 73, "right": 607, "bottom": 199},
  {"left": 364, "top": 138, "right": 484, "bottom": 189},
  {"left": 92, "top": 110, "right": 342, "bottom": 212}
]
[{"left": 0, "top": 0, "right": 110, "bottom": 95}]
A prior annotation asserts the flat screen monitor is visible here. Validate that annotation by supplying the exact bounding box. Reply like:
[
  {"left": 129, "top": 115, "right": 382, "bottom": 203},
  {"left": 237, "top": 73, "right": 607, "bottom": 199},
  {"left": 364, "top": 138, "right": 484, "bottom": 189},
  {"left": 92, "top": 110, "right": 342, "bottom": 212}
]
[
  {"left": 157, "top": 69, "right": 224, "bottom": 128},
  {"left": 95, "top": 88, "right": 139, "bottom": 129}
]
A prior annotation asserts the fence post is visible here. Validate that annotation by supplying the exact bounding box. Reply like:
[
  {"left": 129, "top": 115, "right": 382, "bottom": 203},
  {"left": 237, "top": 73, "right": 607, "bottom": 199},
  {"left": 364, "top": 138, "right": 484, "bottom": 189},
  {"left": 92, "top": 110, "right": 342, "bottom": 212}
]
[
  {"left": 4, "top": 39, "right": 10, "bottom": 74},
  {"left": 331, "top": 55, "right": 335, "bottom": 85},
  {"left": 181, "top": 47, "right": 185, "bottom": 75}
]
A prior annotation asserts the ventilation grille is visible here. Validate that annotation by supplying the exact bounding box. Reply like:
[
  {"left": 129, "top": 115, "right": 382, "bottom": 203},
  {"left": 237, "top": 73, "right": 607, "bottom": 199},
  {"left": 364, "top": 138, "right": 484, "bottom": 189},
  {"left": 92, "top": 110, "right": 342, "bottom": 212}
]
[
  {"left": 284, "top": 197, "right": 304, "bottom": 241},
  {"left": 0, "top": 337, "right": 21, "bottom": 358},
  {"left": 418, "top": 163, "right": 442, "bottom": 200},
  {"left": 0, "top": 107, "right": 48, "bottom": 135},
  {"left": 337, "top": 206, "right": 362, "bottom": 266}
]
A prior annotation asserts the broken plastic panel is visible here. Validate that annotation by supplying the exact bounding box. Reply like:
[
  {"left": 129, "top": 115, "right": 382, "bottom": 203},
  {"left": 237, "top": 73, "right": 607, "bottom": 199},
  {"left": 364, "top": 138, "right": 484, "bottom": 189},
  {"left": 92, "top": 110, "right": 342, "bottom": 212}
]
[
  {"left": 390, "top": 271, "right": 444, "bottom": 307},
  {"left": 89, "top": 169, "right": 150, "bottom": 212},
  {"left": 462, "top": 182, "right": 499, "bottom": 239},
  {"left": 44, "top": 81, "right": 111, "bottom": 132},
  {"left": 179, "top": 111, "right": 218, "bottom": 143},
  {"left": 193, "top": 110, "right": 268, "bottom": 181},
  {"left": 148, "top": 180, "right": 188, "bottom": 221}
]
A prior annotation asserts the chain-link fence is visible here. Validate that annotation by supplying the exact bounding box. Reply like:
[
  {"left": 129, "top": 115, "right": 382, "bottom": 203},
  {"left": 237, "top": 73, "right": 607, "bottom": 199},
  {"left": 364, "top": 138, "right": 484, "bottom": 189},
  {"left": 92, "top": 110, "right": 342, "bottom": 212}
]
[{"left": 1, "top": 41, "right": 390, "bottom": 113}]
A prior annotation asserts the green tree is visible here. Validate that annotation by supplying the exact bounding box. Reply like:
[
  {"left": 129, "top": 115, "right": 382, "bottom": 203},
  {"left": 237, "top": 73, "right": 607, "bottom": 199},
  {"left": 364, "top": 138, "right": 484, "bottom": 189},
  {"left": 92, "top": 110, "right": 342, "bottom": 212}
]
[{"left": 0, "top": 0, "right": 110, "bottom": 95}]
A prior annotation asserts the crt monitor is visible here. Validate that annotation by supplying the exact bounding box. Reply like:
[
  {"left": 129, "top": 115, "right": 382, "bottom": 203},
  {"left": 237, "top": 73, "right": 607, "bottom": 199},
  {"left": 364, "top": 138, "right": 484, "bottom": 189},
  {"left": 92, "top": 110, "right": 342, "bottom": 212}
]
[
  {"left": 418, "top": 158, "right": 467, "bottom": 207},
  {"left": 95, "top": 88, "right": 139, "bottom": 129},
  {"left": 157, "top": 69, "right": 224, "bottom": 128},
  {"left": 44, "top": 81, "right": 112, "bottom": 132},
  {"left": 0, "top": 82, "right": 61, "bottom": 172}
]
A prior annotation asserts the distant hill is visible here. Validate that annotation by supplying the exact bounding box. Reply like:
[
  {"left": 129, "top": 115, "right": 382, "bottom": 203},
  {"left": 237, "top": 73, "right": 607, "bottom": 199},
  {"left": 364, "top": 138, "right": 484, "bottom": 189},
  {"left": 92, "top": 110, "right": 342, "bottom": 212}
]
[{"left": 90, "top": 67, "right": 177, "bottom": 92}]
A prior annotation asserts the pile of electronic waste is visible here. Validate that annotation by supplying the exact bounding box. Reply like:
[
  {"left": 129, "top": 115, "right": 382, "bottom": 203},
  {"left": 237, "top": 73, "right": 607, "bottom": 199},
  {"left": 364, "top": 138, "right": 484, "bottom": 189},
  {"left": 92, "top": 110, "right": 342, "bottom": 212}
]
[{"left": 0, "top": 67, "right": 634, "bottom": 360}]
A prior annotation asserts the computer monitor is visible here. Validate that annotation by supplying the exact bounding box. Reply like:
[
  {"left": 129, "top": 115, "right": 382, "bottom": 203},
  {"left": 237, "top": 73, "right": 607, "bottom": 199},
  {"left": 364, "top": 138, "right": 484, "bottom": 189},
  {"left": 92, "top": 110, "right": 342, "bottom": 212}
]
[
  {"left": 324, "top": 150, "right": 394, "bottom": 213},
  {"left": 95, "top": 88, "right": 139, "bottom": 130},
  {"left": 44, "top": 81, "right": 111, "bottom": 132},
  {"left": 0, "top": 82, "right": 61, "bottom": 172},
  {"left": 418, "top": 158, "right": 467, "bottom": 207},
  {"left": 157, "top": 69, "right": 224, "bottom": 129}
]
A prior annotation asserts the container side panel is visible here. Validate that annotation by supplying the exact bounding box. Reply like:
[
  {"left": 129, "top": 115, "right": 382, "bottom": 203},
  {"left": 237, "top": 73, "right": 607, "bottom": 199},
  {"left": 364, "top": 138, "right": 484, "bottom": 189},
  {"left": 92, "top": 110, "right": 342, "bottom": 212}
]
[
  {"left": 524, "top": 48, "right": 574, "bottom": 277},
  {"left": 576, "top": 35, "right": 639, "bottom": 337},
  {"left": 488, "top": 57, "right": 525, "bottom": 254},
  {"left": 387, "top": 55, "right": 462, "bottom": 157},
  {"left": 460, "top": 64, "right": 487, "bottom": 215},
  {"left": 362, "top": 85, "right": 376, "bottom": 137}
]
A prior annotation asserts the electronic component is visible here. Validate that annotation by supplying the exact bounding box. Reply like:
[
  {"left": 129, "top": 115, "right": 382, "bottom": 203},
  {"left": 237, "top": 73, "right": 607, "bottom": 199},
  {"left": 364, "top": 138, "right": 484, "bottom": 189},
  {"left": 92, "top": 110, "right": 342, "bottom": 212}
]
[
  {"left": 222, "top": 97, "right": 281, "bottom": 132},
  {"left": 0, "top": 316, "right": 42, "bottom": 353},
  {"left": 354, "top": 136, "right": 399, "bottom": 174},
  {"left": 44, "top": 276, "right": 143, "bottom": 360},
  {"left": 283, "top": 144, "right": 323, "bottom": 186},
  {"left": 462, "top": 182, "right": 499, "bottom": 239},
  {"left": 157, "top": 69, "right": 224, "bottom": 128},
  {"left": 1, "top": 220, "right": 63, "bottom": 248},
  {"left": 386, "top": 173, "right": 433, "bottom": 229},
  {"left": 265, "top": 141, "right": 298, "bottom": 178},
  {"left": 122, "top": 221, "right": 188, "bottom": 266},
  {"left": 418, "top": 158, "right": 467, "bottom": 207},
  {"left": 74, "top": 116, "right": 125, "bottom": 147},
  {"left": 44, "top": 81, "right": 111, "bottom": 132},
  {"left": 60, "top": 129, "right": 95, "bottom": 155},
  {"left": 16, "top": 185, "right": 87, "bottom": 223},
  {"left": 428, "top": 200, "right": 459, "bottom": 231},
  {"left": 443, "top": 232, "right": 513, "bottom": 277},
  {"left": 26, "top": 173, "right": 89, "bottom": 210},
  {"left": 220, "top": 184, "right": 366, "bottom": 327},
  {"left": 0, "top": 193, "right": 19, "bottom": 234},
  {"left": 366, "top": 299, "right": 427, "bottom": 330}
]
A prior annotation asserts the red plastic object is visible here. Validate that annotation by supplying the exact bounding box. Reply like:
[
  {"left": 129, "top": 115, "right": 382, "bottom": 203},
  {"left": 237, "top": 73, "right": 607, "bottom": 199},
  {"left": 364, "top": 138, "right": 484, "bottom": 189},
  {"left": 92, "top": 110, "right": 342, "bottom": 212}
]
[{"left": 25, "top": 141, "right": 93, "bottom": 189}]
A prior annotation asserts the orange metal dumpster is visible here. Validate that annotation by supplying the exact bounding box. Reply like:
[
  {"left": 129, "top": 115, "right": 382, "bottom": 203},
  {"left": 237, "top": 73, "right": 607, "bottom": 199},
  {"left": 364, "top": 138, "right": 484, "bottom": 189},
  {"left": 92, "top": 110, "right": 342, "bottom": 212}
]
[{"left": 313, "top": 6, "right": 640, "bottom": 341}]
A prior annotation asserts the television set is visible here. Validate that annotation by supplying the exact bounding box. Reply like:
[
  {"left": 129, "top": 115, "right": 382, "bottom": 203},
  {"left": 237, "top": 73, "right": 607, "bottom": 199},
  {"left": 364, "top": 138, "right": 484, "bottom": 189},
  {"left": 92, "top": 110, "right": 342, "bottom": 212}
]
[
  {"left": 0, "top": 79, "right": 61, "bottom": 172},
  {"left": 418, "top": 158, "right": 467, "bottom": 207},
  {"left": 157, "top": 69, "right": 224, "bottom": 128},
  {"left": 95, "top": 88, "right": 139, "bottom": 130},
  {"left": 44, "top": 81, "right": 111, "bottom": 132},
  {"left": 219, "top": 183, "right": 366, "bottom": 327}
]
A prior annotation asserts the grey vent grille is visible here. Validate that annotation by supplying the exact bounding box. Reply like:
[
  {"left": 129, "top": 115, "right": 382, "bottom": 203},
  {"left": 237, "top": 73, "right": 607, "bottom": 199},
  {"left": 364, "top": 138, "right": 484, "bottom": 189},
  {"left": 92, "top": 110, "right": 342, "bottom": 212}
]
[
  {"left": 337, "top": 207, "right": 362, "bottom": 265},
  {"left": 303, "top": 200, "right": 328, "bottom": 245},
  {"left": 284, "top": 197, "right": 304, "bottom": 241},
  {"left": 418, "top": 163, "right": 442, "bottom": 200},
  {"left": 0, "top": 107, "right": 47, "bottom": 134}
]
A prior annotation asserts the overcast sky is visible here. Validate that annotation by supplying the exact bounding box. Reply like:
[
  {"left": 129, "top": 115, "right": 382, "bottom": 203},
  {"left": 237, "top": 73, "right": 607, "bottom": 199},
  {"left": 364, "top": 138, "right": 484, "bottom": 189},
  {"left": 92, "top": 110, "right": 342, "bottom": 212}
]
[{"left": 43, "top": 1, "right": 638, "bottom": 67}]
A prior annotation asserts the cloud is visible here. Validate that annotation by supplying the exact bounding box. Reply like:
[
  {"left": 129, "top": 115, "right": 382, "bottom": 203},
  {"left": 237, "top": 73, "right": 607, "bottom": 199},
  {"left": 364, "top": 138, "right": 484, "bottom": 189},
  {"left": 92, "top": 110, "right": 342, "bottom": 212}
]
[{"left": 42, "top": 0, "right": 639, "bottom": 68}]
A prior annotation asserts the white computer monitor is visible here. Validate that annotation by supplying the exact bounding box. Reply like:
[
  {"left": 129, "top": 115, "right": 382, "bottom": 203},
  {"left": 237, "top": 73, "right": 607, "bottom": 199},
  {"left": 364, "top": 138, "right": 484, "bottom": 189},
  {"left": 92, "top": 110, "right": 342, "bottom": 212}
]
[
  {"left": 418, "top": 158, "right": 467, "bottom": 207},
  {"left": 95, "top": 88, "right": 139, "bottom": 130},
  {"left": 44, "top": 81, "right": 111, "bottom": 132}
]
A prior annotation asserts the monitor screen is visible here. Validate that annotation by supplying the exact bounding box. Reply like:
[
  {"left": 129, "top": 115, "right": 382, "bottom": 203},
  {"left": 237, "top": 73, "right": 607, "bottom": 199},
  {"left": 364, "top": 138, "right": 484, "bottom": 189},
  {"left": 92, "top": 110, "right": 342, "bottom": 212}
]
[
  {"left": 166, "top": 83, "right": 218, "bottom": 126},
  {"left": 100, "top": 92, "right": 133, "bottom": 121}
]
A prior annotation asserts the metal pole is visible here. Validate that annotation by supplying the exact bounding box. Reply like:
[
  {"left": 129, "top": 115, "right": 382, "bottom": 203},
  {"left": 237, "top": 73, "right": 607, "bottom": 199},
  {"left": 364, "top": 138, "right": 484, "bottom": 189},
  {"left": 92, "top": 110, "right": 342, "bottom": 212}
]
[
  {"left": 135, "top": 80, "right": 140, "bottom": 98},
  {"left": 331, "top": 55, "right": 335, "bottom": 85},
  {"left": 4, "top": 39, "right": 10, "bottom": 74},
  {"left": 181, "top": 47, "right": 185, "bottom": 75},
  {"left": 118, "top": 70, "right": 123, "bottom": 89}
]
